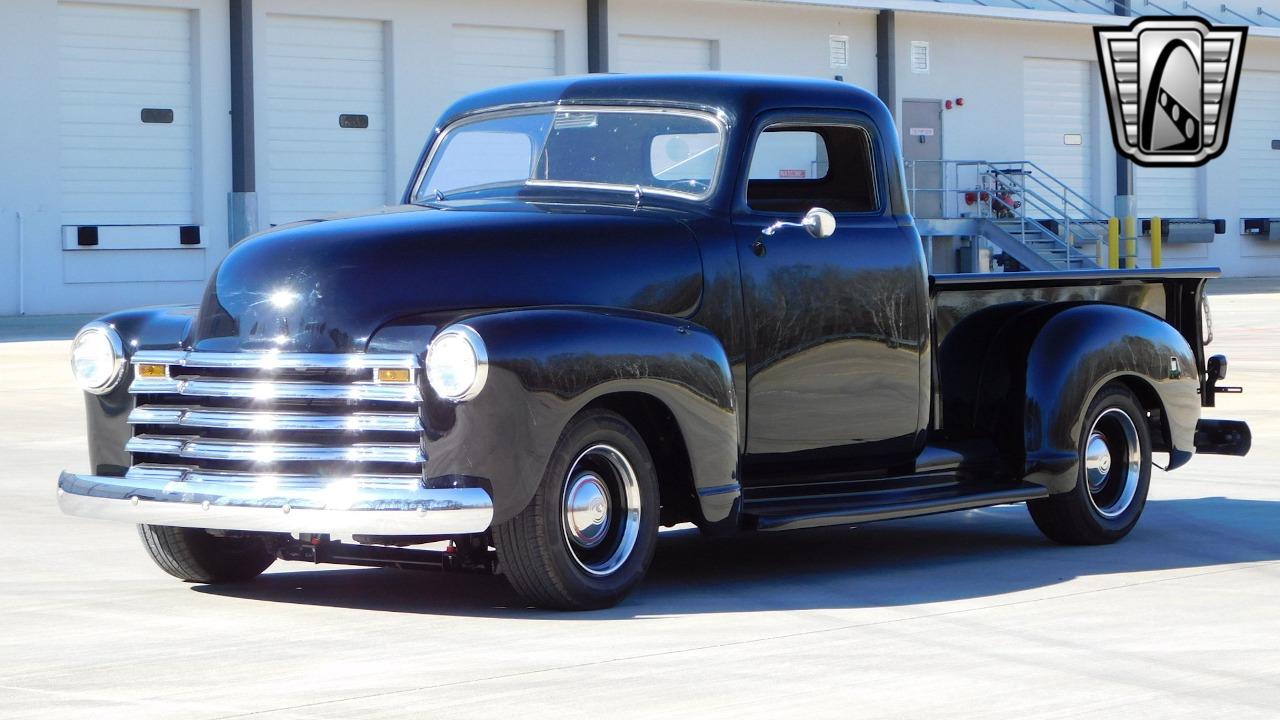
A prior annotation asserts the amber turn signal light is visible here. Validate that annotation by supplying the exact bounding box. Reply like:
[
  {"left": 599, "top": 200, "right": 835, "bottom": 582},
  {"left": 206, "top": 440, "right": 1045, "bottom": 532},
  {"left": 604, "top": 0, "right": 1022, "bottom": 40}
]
[
  {"left": 136, "top": 363, "right": 168, "bottom": 378},
  {"left": 375, "top": 368, "right": 413, "bottom": 384}
]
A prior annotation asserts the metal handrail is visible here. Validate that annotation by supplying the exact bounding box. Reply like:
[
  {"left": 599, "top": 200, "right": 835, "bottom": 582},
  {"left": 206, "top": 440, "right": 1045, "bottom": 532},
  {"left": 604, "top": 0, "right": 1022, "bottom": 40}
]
[
  {"left": 989, "top": 194, "right": 1079, "bottom": 264},
  {"left": 906, "top": 159, "right": 1109, "bottom": 227},
  {"left": 983, "top": 166, "right": 1106, "bottom": 241},
  {"left": 904, "top": 158, "right": 1109, "bottom": 268},
  {"left": 982, "top": 161, "right": 1110, "bottom": 220},
  {"left": 932, "top": 159, "right": 1109, "bottom": 220}
]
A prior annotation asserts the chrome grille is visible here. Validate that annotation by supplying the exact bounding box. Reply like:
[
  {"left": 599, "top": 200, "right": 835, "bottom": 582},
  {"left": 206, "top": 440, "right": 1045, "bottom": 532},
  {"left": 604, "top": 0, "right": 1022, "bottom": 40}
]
[{"left": 126, "top": 350, "right": 425, "bottom": 491}]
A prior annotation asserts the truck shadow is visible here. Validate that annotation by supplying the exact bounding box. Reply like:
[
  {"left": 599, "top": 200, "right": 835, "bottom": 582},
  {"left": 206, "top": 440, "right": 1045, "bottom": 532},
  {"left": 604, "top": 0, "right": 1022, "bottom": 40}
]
[{"left": 192, "top": 496, "right": 1280, "bottom": 618}]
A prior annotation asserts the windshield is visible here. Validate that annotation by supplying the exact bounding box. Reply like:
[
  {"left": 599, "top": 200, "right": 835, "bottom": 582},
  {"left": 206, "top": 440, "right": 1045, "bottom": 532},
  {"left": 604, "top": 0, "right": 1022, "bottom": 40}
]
[{"left": 413, "top": 107, "right": 725, "bottom": 203}]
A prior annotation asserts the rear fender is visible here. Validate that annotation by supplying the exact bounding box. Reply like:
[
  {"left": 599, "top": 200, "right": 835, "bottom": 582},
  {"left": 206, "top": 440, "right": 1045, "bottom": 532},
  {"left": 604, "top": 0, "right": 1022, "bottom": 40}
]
[{"left": 1023, "top": 304, "right": 1199, "bottom": 492}]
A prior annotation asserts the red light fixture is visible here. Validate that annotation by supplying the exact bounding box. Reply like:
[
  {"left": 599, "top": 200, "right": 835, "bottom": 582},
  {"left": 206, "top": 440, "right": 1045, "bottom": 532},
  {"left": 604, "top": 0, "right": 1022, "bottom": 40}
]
[
  {"left": 945, "top": 99, "right": 953, "bottom": 110},
  {"left": 956, "top": 97, "right": 965, "bottom": 107}
]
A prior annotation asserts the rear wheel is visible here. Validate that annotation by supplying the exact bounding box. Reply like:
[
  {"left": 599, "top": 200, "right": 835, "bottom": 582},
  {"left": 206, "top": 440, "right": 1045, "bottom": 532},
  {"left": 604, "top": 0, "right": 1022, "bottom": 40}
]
[
  {"left": 1028, "top": 383, "right": 1152, "bottom": 545},
  {"left": 138, "top": 524, "right": 278, "bottom": 583},
  {"left": 494, "top": 409, "right": 659, "bottom": 610}
]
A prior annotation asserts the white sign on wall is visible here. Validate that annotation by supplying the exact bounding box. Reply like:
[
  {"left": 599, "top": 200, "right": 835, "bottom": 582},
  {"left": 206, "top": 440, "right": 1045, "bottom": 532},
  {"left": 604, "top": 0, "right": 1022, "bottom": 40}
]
[{"left": 910, "top": 41, "right": 930, "bottom": 74}]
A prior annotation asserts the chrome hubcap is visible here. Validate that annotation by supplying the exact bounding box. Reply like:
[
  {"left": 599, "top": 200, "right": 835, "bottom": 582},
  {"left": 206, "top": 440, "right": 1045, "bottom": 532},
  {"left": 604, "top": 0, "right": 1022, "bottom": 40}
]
[
  {"left": 564, "top": 472, "right": 610, "bottom": 548},
  {"left": 1084, "top": 407, "right": 1142, "bottom": 519},
  {"left": 1084, "top": 432, "right": 1112, "bottom": 491},
  {"left": 561, "top": 444, "right": 642, "bottom": 577}
]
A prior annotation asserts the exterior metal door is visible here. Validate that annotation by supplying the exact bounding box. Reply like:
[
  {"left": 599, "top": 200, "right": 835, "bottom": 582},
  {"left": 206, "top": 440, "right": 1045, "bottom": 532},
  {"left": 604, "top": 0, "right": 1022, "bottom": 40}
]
[
  {"left": 734, "top": 115, "right": 927, "bottom": 484},
  {"left": 901, "top": 100, "right": 943, "bottom": 218},
  {"left": 264, "top": 15, "right": 389, "bottom": 226},
  {"left": 58, "top": 2, "right": 195, "bottom": 226},
  {"left": 451, "top": 25, "right": 561, "bottom": 98},
  {"left": 1023, "top": 58, "right": 1093, "bottom": 210}
]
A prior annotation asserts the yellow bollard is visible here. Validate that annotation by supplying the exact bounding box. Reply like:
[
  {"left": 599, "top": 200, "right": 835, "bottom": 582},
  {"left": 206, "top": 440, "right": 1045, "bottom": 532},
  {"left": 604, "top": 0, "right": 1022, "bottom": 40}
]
[
  {"left": 1124, "top": 215, "right": 1137, "bottom": 269},
  {"left": 1108, "top": 217, "right": 1120, "bottom": 269},
  {"left": 1151, "top": 216, "right": 1163, "bottom": 268}
]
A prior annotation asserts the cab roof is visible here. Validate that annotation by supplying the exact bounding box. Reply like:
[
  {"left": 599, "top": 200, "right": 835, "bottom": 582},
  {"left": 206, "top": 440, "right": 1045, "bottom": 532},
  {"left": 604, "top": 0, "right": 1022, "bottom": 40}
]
[{"left": 436, "top": 73, "right": 891, "bottom": 129}]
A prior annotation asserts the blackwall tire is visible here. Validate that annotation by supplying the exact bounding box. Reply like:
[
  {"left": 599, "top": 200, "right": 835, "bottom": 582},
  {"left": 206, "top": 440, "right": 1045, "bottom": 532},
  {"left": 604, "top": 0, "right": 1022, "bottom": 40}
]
[
  {"left": 1028, "top": 382, "right": 1153, "bottom": 545},
  {"left": 137, "top": 524, "right": 278, "bottom": 583},
  {"left": 493, "top": 408, "right": 660, "bottom": 610}
]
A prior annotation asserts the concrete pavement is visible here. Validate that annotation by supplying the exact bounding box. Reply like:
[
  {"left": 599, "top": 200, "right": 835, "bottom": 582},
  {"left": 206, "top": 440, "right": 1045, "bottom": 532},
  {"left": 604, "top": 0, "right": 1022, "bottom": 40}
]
[{"left": 0, "top": 280, "right": 1277, "bottom": 719}]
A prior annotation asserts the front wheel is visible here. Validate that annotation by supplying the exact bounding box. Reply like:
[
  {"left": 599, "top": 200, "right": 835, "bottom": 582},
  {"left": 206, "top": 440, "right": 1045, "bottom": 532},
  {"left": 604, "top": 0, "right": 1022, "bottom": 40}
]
[
  {"left": 1028, "top": 382, "right": 1152, "bottom": 545},
  {"left": 493, "top": 409, "right": 660, "bottom": 610},
  {"left": 138, "top": 524, "right": 278, "bottom": 583}
]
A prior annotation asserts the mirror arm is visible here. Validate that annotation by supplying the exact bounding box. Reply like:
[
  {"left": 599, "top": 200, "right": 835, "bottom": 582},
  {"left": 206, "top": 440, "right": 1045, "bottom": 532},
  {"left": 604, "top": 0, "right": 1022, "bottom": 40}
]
[{"left": 761, "top": 220, "right": 803, "bottom": 236}]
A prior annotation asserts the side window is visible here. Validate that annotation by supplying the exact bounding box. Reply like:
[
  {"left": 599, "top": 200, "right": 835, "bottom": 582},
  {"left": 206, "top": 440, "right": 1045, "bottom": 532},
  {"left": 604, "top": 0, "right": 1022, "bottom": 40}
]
[
  {"left": 748, "top": 131, "right": 829, "bottom": 180},
  {"left": 746, "top": 124, "right": 878, "bottom": 214}
]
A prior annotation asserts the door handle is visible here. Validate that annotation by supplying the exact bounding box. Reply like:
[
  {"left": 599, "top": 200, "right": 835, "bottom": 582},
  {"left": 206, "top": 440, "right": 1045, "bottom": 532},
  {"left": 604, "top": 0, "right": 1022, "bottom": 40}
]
[{"left": 751, "top": 238, "right": 767, "bottom": 257}]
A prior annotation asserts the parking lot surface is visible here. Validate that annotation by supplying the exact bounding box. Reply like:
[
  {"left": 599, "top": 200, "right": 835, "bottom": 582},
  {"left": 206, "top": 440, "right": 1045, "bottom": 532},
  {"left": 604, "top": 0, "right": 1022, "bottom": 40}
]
[{"left": 1, "top": 280, "right": 1277, "bottom": 719}]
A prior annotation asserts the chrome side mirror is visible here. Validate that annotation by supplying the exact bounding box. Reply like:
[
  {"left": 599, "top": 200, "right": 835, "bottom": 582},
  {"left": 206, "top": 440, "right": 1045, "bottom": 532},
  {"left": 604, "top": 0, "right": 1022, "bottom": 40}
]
[
  {"left": 762, "top": 207, "right": 837, "bottom": 238},
  {"left": 801, "top": 207, "right": 836, "bottom": 238}
]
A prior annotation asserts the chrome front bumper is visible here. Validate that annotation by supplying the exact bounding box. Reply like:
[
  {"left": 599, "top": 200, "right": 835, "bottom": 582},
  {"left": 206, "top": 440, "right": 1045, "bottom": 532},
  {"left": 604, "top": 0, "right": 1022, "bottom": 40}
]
[{"left": 57, "top": 470, "right": 494, "bottom": 536}]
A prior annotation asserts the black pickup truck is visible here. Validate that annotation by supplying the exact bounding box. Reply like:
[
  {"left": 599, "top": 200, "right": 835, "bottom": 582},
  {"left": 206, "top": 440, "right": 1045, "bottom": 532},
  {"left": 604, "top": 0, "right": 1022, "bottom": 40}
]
[{"left": 59, "top": 74, "right": 1250, "bottom": 609}]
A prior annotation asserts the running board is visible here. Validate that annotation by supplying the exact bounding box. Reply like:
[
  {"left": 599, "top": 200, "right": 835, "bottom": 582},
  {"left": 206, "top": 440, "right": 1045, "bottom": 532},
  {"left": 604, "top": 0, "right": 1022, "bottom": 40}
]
[{"left": 746, "top": 484, "right": 1049, "bottom": 532}]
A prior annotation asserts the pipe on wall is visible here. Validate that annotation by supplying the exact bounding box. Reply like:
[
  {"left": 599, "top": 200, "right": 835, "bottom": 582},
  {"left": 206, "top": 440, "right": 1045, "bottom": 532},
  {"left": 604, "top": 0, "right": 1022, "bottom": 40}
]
[{"left": 15, "top": 210, "right": 24, "bottom": 316}]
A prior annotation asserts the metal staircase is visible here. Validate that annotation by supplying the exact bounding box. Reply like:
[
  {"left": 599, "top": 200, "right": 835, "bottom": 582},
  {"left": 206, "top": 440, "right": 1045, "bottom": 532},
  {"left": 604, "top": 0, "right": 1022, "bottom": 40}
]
[{"left": 906, "top": 160, "right": 1113, "bottom": 271}]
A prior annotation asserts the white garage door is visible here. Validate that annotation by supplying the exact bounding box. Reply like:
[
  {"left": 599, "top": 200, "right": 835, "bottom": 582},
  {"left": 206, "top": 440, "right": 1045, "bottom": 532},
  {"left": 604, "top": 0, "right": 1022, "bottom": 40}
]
[
  {"left": 1135, "top": 166, "right": 1198, "bottom": 218},
  {"left": 452, "top": 25, "right": 560, "bottom": 98},
  {"left": 58, "top": 2, "right": 194, "bottom": 226},
  {"left": 616, "top": 35, "right": 716, "bottom": 73},
  {"left": 1232, "top": 70, "right": 1280, "bottom": 218},
  {"left": 1023, "top": 58, "right": 1094, "bottom": 208},
  {"left": 264, "top": 15, "right": 388, "bottom": 226}
]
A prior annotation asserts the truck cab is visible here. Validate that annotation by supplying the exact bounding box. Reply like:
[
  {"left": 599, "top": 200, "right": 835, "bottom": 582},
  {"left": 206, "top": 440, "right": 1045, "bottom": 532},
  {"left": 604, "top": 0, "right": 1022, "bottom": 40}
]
[{"left": 58, "top": 74, "right": 1249, "bottom": 610}]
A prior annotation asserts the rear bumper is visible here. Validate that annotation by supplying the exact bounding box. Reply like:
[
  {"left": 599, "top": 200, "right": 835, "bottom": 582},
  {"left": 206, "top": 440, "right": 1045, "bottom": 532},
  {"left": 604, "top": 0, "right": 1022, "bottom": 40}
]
[
  {"left": 57, "top": 471, "right": 494, "bottom": 536},
  {"left": 1194, "top": 419, "right": 1252, "bottom": 457}
]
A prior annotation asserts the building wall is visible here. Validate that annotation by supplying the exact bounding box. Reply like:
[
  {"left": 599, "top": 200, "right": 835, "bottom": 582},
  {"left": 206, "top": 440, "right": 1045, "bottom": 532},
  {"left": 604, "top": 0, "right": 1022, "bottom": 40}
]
[
  {"left": 1, "top": 0, "right": 1279, "bottom": 316},
  {"left": 0, "top": 0, "right": 231, "bottom": 316},
  {"left": 892, "top": 11, "right": 1280, "bottom": 276},
  {"left": 611, "top": 0, "right": 876, "bottom": 85}
]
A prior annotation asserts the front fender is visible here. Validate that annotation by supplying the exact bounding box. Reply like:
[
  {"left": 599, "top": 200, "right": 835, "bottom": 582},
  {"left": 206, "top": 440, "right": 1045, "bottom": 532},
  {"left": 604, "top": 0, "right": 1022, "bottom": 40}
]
[
  {"left": 1024, "top": 304, "right": 1199, "bottom": 492},
  {"left": 421, "top": 307, "right": 739, "bottom": 525},
  {"left": 81, "top": 306, "right": 197, "bottom": 475}
]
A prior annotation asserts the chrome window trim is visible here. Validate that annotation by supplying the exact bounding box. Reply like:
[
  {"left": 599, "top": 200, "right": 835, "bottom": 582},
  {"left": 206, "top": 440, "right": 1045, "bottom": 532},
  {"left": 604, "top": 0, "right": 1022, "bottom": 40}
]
[{"left": 409, "top": 104, "right": 729, "bottom": 204}]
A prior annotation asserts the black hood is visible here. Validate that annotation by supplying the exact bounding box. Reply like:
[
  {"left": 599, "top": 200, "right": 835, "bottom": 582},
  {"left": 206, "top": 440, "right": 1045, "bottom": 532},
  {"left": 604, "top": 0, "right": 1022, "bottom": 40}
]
[{"left": 193, "top": 202, "right": 704, "bottom": 353}]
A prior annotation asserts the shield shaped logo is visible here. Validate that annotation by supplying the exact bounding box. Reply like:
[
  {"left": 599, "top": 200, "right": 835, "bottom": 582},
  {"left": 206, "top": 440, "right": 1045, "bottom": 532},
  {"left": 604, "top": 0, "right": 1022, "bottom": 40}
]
[{"left": 1095, "top": 16, "right": 1247, "bottom": 167}]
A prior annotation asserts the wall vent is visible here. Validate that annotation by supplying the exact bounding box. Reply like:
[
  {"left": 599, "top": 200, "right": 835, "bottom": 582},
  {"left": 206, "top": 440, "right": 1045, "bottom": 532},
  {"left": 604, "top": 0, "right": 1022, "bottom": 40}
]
[{"left": 829, "top": 35, "right": 849, "bottom": 69}]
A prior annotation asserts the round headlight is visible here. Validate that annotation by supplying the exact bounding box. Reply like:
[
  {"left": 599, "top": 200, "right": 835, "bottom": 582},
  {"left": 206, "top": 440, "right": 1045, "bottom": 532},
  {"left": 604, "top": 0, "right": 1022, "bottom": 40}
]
[
  {"left": 426, "top": 325, "right": 488, "bottom": 402},
  {"left": 71, "top": 323, "right": 124, "bottom": 394}
]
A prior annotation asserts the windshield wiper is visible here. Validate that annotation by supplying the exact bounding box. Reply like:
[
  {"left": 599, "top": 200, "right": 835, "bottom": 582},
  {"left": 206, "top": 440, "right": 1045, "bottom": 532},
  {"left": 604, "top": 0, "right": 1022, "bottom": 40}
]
[{"left": 424, "top": 180, "right": 529, "bottom": 201}]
